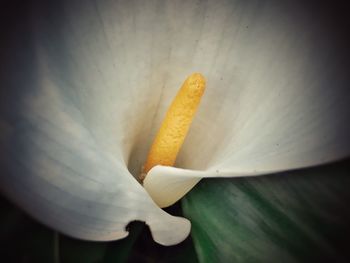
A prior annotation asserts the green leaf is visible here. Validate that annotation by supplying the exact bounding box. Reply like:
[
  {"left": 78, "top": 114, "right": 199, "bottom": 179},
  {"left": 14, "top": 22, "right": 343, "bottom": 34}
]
[{"left": 183, "top": 160, "right": 350, "bottom": 263}]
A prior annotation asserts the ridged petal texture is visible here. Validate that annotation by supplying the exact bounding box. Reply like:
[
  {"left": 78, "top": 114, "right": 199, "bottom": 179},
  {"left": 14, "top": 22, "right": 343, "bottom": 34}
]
[{"left": 0, "top": 0, "right": 349, "bottom": 244}]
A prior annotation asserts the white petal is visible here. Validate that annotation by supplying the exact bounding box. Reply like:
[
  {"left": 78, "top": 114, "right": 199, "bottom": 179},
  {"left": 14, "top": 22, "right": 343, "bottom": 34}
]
[
  {"left": 143, "top": 1, "right": 350, "bottom": 206},
  {"left": 0, "top": 55, "right": 190, "bottom": 245},
  {"left": 1, "top": 0, "right": 349, "bottom": 243},
  {"left": 0, "top": 0, "right": 194, "bottom": 245},
  {"left": 145, "top": 166, "right": 259, "bottom": 208},
  {"left": 176, "top": 1, "right": 350, "bottom": 172}
]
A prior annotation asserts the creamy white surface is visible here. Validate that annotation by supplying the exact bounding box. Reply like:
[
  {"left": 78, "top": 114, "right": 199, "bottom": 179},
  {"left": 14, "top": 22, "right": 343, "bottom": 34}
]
[{"left": 0, "top": 0, "right": 349, "bottom": 244}]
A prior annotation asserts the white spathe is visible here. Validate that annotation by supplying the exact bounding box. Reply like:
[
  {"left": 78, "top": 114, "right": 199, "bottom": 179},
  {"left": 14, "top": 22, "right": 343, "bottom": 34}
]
[{"left": 0, "top": 0, "right": 349, "bottom": 245}]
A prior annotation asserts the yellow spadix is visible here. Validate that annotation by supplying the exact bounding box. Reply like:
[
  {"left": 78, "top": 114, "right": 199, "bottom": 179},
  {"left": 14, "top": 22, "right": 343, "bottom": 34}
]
[{"left": 141, "top": 73, "right": 206, "bottom": 180}]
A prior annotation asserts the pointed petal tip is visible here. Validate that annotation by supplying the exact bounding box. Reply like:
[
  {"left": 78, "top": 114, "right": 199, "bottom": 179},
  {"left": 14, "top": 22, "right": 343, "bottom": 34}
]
[
  {"left": 148, "top": 216, "right": 191, "bottom": 246},
  {"left": 143, "top": 166, "right": 202, "bottom": 208}
]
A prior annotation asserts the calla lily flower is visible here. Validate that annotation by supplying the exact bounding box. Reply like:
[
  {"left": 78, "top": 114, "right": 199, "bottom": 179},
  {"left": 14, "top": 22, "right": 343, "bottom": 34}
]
[{"left": 0, "top": 0, "right": 349, "bottom": 246}]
